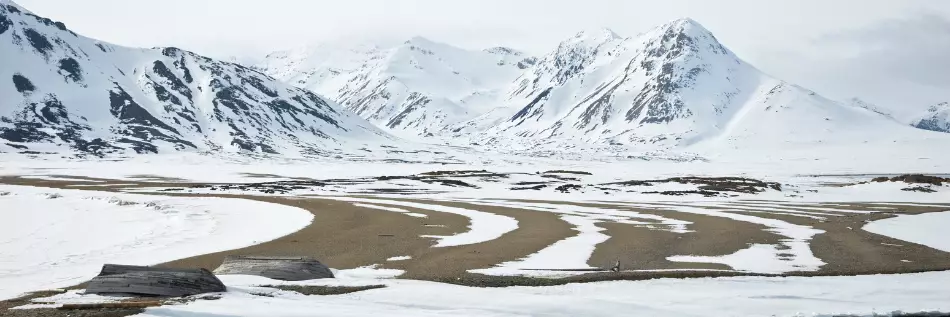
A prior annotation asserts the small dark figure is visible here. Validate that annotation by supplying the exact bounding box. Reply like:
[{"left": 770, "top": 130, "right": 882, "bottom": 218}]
[{"left": 610, "top": 260, "right": 621, "bottom": 272}]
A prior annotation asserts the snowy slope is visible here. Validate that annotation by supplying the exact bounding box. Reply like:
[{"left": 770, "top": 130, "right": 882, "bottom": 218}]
[
  {"left": 445, "top": 19, "right": 950, "bottom": 153},
  {"left": 845, "top": 98, "right": 897, "bottom": 121},
  {"left": 911, "top": 102, "right": 950, "bottom": 133},
  {"left": 846, "top": 98, "right": 950, "bottom": 134},
  {"left": 0, "top": 1, "right": 392, "bottom": 157},
  {"left": 0, "top": 184, "right": 313, "bottom": 300},
  {"left": 258, "top": 38, "right": 536, "bottom": 137}
]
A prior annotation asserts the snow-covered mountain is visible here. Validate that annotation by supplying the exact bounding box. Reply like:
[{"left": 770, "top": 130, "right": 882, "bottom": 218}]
[
  {"left": 257, "top": 38, "right": 536, "bottom": 137},
  {"left": 3, "top": 1, "right": 943, "bottom": 159},
  {"left": 0, "top": 1, "right": 391, "bottom": 157},
  {"left": 442, "top": 19, "right": 945, "bottom": 151},
  {"left": 911, "top": 102, "right": 950, "bottom": 133}
]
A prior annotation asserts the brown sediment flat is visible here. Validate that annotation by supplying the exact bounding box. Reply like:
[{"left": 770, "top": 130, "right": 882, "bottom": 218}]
[
  {"left": 0, "top": 176, "right": 188, "bottom": 189},
  {"left": 814, "top": 203, "right": 950, "bottom": 214},
  {"left": 122, "top": 175, "right": 193, "bottom": 183},
  {"left": 160, "top": 197, "right": 473, "bottom": 274},
  {"left": 703, "top": 206, "right": 950, "bottom": 275},
  {"left": 515, "top": 200, "right": 784, "bottom": 271},
  {"left": 366, "top": 199, "right": 576, "bottom": 279},
  {"left": 2, "top": 176, "right": 950, "bottom": 285}
]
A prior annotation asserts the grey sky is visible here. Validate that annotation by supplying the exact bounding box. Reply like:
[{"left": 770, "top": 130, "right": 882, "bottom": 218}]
[{"left": 14, "top": 0, "right": 950, "bottom": 114}]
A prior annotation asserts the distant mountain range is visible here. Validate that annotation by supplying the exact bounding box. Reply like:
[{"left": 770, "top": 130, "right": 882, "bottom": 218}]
[
  {"left": 259, "top": 18, "right": 949, "bottom": 152},
  {"left": 1, "top": 0, "right": 946, "bottom": 158},
  {"left": 257, "top": 37, "right": 536, "bottom": 137}
]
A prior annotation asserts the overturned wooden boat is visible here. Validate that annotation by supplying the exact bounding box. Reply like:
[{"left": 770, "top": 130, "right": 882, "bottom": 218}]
[
  {"left": 213, "top": 255, "right": 334, "bottom": 281},
  {"left": 85, "top": 264, "right": 226, "bottom": 297}
]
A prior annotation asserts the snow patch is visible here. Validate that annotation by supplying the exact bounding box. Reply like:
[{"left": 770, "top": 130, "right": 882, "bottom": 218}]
[{"left": 0, "top": 185, "right": 312, "bottom": 300}]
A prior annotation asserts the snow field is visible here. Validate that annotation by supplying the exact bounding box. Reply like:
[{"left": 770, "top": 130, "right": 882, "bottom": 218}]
[{"left": 0, "top": 185, "right": 313, "bottom": 300}]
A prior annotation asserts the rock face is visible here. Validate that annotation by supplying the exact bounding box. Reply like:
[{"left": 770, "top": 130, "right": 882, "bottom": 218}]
[
  {"left": 911, "top": 102, "right": 950, "bottom": 133},
  {"left": 0, "top": 2, "right": 391, "bottom": 156},
  {"left": 85, "top": 264, "right": 226, "bottom": 297},
  {"left": 213, "top": 255, "right": 334, "bottom": 281}
]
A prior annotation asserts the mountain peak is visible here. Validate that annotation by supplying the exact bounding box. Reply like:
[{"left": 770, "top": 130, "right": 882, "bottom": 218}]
[
  {"left": 656, "top": 18, "right": 711, "bottom": 37},
  {"left": 484, "top": 46, "right": 524, "bottom": 56},
  {"left": 404, "top": 36, "right": 439, "bottom": 46},
  {"left": 634, "top": 17, "right": 730, "bottom": 58},
  {"left": 572, "top": 27, "right": 621, "bottom": 42},
  {"left": 664, "top": 18, "right": 712, "bottom": 38}
]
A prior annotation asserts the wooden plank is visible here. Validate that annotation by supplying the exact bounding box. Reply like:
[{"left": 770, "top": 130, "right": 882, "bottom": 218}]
[
  {"left": 86, "top": 264, "right": 226, "bottom": 297},
  {"left": 214, "top": 255, "right": 334, "bottom": 281}
]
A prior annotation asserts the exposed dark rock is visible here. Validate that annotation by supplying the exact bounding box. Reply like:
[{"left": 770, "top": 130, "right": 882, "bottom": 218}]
[
  {"left": 152, "top": 61, "right": 192, "bottom": 100},
  {"left": 0, "top": 9, "right": 11, "bottom": 35},
  {"left": 421, "top": 179, "right": 478, "bottom": 188},
  {"left": 556, "top": 184, "right": 582, "bottom": 193},
  {"left": 0, "top": 122, "right": 54, "bottom": 143},
  {"left": 511, "top": 184, "right": 547, "bottom": 191},
  {"left": 608, "top": 180, "right": 653, "bottom": 186},
  {"left": 542, "top": 174, "right": 580, "bottom": 182},
  {"left": 901, "top": 186, "right": 937, "bottom": 193},
  {"left": 22, "top": 11, "right": 73, "bottom": 34},
  {"left": 517, "top": 57, "right": 538, "bottom": 69},
  {"left": 511, "top": 87, "right": 552, "bottom": 122},
  {"left": 0, "top": 94, "right": 93, "bottom": 148},
  {"left": 606, "top": 177, "right": 781, "bottom": 194},
  {"left": 74, "top": 138, "right": 121, "bottom": 156},
  {"left": 387, "top": 93, "right": 430, "bottom": 128},
  {"left": 872, "top": 174, "right": 948, "bottom": 186},
  {"left": 913, "top": 118, "right": 949, "bottom": 133},
  {"left": 243, "top": 76, "right": 278, "bottom": 98},
  {"left": 110, "top": 86, "right": 173, "bottom": 132},
  {"left": 152, "top": 84, "right": 182, "bottom": 106},
  {"left": 643, "top": 190, "right": 722, "bottom": 197},
  {"left": 23, "top": 28, "right": 54, "bottom": 56},
  {"left": 57, "top": 57, "right": 82, "bottom": 82},
  {"left": 543, "top": 170, "right": 593, "bottom": 175},
  {"left": 37, "top": 96, "right": 68, "bottom": 124},
  {"left": 109, "top": 84, "right": 195, "bottom": 152},
  {"left": 12, "top": 73, "right": 35, "bottom": 93},
  {"left": 512, "top": 181, "right": 552, "bottom": 186},
  {"left": 419, "top": 170, "right": 491, "bottom": 176}
]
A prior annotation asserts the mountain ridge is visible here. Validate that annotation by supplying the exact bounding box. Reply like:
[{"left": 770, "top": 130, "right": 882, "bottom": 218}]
[
  {"left": 0, "top": 1, "right": 392, "bottom": 157},
  {"left": 257, "top": 36, "right": 535, "bottom": 137}
]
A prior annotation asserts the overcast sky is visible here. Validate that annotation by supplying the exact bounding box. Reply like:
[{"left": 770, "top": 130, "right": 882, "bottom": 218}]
[{"left": 14, "top": 0, "right": 950, "bottom": 117}]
